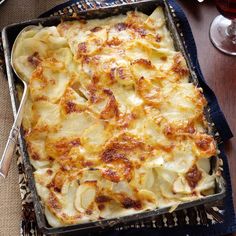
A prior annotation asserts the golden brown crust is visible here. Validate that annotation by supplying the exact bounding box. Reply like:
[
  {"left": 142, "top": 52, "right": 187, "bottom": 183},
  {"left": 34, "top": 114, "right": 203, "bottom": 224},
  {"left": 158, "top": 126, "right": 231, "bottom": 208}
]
[
  {"left": 28, "top": 52, "right": 41, "bottom": 67},
  {"left": 15, "top": 7, "right": 218, "bottom": 227},
  {"left": 185, "top": 165, "right": 202, "bottom": 189}
]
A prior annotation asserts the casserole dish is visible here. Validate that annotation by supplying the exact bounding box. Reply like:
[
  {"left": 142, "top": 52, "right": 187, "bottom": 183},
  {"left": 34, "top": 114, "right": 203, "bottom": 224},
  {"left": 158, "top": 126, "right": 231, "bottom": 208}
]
[{"left": 2, "top": 0, "right": 226, "bottom": 234}]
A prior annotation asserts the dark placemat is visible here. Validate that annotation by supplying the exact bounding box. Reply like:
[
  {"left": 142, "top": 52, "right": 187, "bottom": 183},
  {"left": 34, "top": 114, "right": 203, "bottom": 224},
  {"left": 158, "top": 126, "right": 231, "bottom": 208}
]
[{"left": 0, "top": 0, "right": 235, "bottom": 235}]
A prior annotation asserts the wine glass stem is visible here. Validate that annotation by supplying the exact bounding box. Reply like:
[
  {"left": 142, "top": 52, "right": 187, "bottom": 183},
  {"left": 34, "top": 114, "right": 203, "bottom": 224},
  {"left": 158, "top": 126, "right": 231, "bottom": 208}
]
[{"left": 227, "top": 20, "right": 236, "bottom": 44}]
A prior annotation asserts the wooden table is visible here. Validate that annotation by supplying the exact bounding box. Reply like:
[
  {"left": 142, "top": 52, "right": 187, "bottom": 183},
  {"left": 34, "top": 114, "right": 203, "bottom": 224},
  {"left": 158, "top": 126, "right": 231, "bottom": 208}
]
[{"left": 176, "top": 0, "right": 236, "bottom": 235}]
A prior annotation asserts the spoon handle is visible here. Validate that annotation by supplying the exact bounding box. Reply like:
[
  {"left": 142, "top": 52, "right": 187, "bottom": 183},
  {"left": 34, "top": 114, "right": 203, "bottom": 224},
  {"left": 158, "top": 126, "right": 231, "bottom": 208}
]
[{"left": 0, "top": 85, "right": 28, "bottom": 178}]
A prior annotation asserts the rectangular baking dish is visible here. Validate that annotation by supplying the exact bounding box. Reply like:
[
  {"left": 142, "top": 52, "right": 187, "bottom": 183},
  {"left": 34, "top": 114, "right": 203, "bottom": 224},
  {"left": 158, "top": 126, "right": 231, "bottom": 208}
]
[{"left": 2, "top": 0, "right": 226, "bottom": 234}]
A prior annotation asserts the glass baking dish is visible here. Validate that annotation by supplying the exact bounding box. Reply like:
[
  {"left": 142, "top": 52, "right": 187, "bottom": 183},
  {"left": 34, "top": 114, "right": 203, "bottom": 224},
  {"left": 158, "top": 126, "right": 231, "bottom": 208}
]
[{"left": 2, "top": 0, "right": 226, "bottom": 234}]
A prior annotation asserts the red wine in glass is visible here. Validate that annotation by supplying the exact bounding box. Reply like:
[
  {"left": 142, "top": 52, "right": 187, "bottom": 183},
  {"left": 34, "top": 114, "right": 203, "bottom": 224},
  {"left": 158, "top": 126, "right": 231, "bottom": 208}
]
[
  {"left": 210, "top": 0, "right": 236, "bottom": 55},
  {"left": 215, "top": 0, "right": 236, "bottom": 19}
]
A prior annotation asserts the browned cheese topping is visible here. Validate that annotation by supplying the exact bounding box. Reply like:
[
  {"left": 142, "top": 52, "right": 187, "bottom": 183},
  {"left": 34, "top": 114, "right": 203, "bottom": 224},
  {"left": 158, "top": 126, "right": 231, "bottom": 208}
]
[{"left": 12, "top": 7, "right": 218, "bottom": 227}]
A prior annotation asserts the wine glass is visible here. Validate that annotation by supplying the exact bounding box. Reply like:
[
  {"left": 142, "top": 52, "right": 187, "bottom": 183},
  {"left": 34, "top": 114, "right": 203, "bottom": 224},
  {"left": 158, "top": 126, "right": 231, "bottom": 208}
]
[{"left": 210, "top": 0, "right": 236, "bottom": 55}]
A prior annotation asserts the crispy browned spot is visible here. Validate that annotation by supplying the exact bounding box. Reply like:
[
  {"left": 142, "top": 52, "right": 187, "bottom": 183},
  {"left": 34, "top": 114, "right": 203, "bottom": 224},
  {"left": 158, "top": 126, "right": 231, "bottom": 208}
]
[
  {"left": 48, "top": 156, "right": 54, "bottom": 161},
  {"left": 155, "top": 34, "right": 162, "bottom": 42},
  {"left": 114, "top": 22, "right": 127, "bottom": 31},
  {"left": 136, "top": 77, "right": 161, "bottom": 106},
  {"left": 91, "top": 26, "right": 102, "bottom": 32},
  {"left": 98, "top": 204, "right": 105, "bottom": 211},
  {"left": 31, "top": 152, "right": 40, "bottom": 160},
  {"left": 92, "top": 75, "right": 99, "bottom": 84},
  {"left": 100, "top": 89, "right": 119, "bottom": 119},
  {"left": 87, "top": 83, "right": 99, "bottom": 103},
  {"left": 85, "top": 209, "right": 93, "bottom": 215},
  {"left": 197, "top": 90, "right": 207, "bottom": 108},
  {"left": 26, "top": 139, "right": 40, "bottom": 161},
  {"left": 102, "top": 169, "right": 120, "bottom": 183},
  {"left": 28, "top": 52, "right": 41, "bottom": 67},
  {"left": 95, "top": 195, "right": 111, "bottom": 203},
  {"left": 164, "top": 125, "right": 172, "bottom": 136},
  {"left": 84, "top": 180, "right": 97, "bottom": 186},
  {"left": 121, "top": 197, "right": 141, "bottom": 209},
  {"left": 109, "top": 68, "right": 116, "bottom": 83},
  {"left": 185, "top": 165, "right": 202, "bottom": 189},
  {"left": 47, "top": 193, "right": 62, "bottom": 210},
  {"left": 47, "top": 170, "right": 66, "bottom": 193},
  {"left": 31, "top": 65, "right": 43, "bottom": 78},
  {"left": 103, "top": 88, "right": 113, "bottom": 96},
  {"left": 77, "top": 42, "right": 87, "bottom": 55},
  {"left": 60, "top": 212, "right": 82, "bottom": 223},
  {"left": 102, "top": 149, "right": 125, "bottom": 163},
  {"left": 107, "top": 37, "right": 122, "bottom": 46},
  {"left": 131, "top": 58, "right": 154, "bottom": 69},
  {"left": 103, "top": 133, "right": 146, "bottom": 155},
  {"left": 153, "top": 143, "right": 175, "bottom": 153},
  {"left": 195, "top": 134, "right": 216, "bottom": 156},
  {"left": 101, "top": 133, "right": 148, "bottom": 181},
  {"left": 117, "top": 113, "right": 135, "bottom": 128},
  {"left": 117, "top": 67, "right": 126, "bottom": 80},
  {"left": 188, "top": 125, "right": 196, "bottom": 134},
  {"left": 171, "top": 53, "right": 189, "bottom": 76},
  {"left": 82, "top": 161, "right": 94, "bottom": 167},
  {"left": 195, "top": 135, "right": 212, "bottom": 151},
  {"left": 161, "top": 56, "right": 167, "bottom": 61},
  {"left": 135, "top": 27, "right": 146, "bottom": 37},
  {"left": 164, "top": 122, "right": 196, "bottom": 137},
  {"left": 46, "top": 169, "right": 53, "bottom": 175},
  {"left": 65, "top": 101, "right": 77, "bottom": 113},
  {"left": 82, "top": 56, "right": 90, "bottom": 64},
  {"left": 110, "top": 66, "right": 132, "bottom": 84},
  {"left": 62, "top": 86, "right": 87, "bottom": 113},
  {"left": 29, "top": 66, "right": 47, "bottom": 98},
  {"left": 196, "top": 139, "right": 209, "bottom": 150},
  {"left": 55, "top": 138, "right": 81, "bottom": 153}
]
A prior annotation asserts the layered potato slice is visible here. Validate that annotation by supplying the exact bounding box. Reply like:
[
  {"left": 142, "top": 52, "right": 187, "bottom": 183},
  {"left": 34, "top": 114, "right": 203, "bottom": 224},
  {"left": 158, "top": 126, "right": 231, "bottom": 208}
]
[{"left": 13, "top": 6, "right": 219, "bottom": 227}]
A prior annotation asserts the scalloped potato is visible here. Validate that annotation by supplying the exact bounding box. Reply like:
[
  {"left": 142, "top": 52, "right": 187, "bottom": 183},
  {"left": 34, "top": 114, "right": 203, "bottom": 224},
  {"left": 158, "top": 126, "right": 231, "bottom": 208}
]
[{"left": 14, "top": 7, "right": 217, "bottom": 227}]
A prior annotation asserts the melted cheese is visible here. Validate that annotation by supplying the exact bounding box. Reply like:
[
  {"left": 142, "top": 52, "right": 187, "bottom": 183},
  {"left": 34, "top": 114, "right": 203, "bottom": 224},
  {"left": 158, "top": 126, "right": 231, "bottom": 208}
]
[{"left": 14, "top": 7, "right": 218, "bottom": 227}]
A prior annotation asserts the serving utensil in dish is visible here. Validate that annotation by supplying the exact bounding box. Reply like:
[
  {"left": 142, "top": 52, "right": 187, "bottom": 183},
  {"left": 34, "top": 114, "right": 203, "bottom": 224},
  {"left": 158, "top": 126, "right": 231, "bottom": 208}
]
[
  {"left": 1, "top": 0, "right": 226, "bottom": 234},
  {"left": 0, "top": 26, "right": 40, "bottom": 178},
  {"left": 0, "top": 0, "right": 6, "bottom": 5}
]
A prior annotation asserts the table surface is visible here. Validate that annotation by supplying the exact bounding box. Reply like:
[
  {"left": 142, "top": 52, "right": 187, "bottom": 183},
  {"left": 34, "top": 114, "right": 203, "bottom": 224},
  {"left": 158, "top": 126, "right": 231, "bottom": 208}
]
[{"left": 0, "top": 0, "right": 235, "bottom": 235}]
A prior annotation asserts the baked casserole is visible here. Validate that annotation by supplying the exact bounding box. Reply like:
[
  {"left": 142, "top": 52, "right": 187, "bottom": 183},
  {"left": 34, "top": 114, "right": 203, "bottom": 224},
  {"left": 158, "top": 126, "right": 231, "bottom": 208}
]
[{"left": 12, "top": 7, "right": 218, "bottom": 227}]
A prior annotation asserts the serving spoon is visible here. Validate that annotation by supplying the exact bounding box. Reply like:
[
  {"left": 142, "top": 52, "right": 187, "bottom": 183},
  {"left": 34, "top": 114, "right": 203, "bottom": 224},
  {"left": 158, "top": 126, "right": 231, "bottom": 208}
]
[
  {"left": 0, "top": 25, "right": 41, "bottom": 178},
  {"left": 0, "top": 0, "right": 6, "bottom": 5}
]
